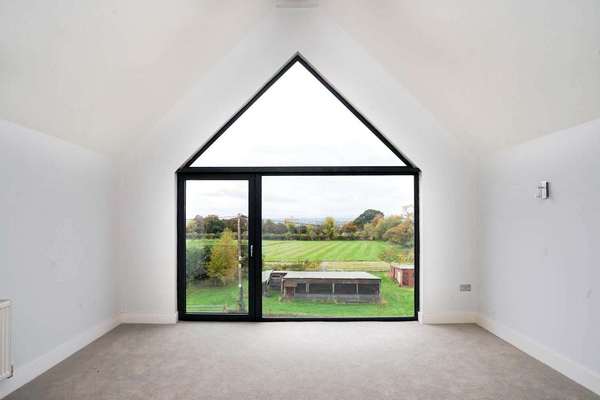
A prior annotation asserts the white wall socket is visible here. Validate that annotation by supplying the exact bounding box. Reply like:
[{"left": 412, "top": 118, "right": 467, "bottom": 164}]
[{"left": 536, "top": 180, "right": 550, "bottom": 199}]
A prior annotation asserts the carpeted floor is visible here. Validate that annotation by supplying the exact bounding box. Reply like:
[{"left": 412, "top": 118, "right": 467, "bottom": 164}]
[{"left": 5, "top": 322, "right": 599, "bottom": 400}]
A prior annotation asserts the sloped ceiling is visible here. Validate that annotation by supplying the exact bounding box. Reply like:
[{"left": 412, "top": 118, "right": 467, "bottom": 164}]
[
  {"left": 323, "top": 0, "right": 600, "bottom": 151},
  {"left": 1, "top": 1, "right": 599, "bottom": 155},
  {"left": 0, "top": 0, "right": 272, "bottom": 155}
]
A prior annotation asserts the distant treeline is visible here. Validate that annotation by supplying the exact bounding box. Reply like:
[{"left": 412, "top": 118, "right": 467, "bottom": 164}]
[
  {"left": 186, "top": 215, "right": 248, "bottom": 238},
  {"left": 186, "top": 208, "right": 414, "bottom": 246}
]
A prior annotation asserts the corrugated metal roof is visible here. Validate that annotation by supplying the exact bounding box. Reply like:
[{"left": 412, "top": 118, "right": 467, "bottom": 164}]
[
  {"left": 390, "top": 263, "right": 414, "bottom": 270},
  {"left": 262, "top": 270, "right": 273, "bottom": 283},
  {"left": 281, "top": 271, "right": 380, "bottom": 280}
]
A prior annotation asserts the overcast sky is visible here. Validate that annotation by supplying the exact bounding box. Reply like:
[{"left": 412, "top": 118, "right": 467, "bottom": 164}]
[
  {"left": 191, "top": 62, "right": 405, "bottom": 167},
  {"left": 186, "top": 176, "right": 413, "bottom": 220}
]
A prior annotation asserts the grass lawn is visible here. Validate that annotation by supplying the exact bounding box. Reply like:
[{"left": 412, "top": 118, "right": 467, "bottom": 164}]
[
  {"left": 187, "top": 239, "right": 408, "bottom": 262},
  {"left": 262, "top": 272, "right": 414, "bottom": 317},
  {"left": 263, "top": 240, "right": 406, "bottom": 262},
  {"left": 186, "top": 279, "right": 249, "bottom": 314},
  {"left": 186, "top": 272, "right": 414, "bottom": 318}
]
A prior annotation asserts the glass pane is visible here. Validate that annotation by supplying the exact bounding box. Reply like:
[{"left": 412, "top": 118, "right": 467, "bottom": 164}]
[
  {"left": 261, "top": 176, "right": 415, "bottom": 318},
  {"left": 191, "top": 63, "right": 405, "bottom": 167},
  {"left": 185, "top": 180, "right": 248, "bottom": 314}
]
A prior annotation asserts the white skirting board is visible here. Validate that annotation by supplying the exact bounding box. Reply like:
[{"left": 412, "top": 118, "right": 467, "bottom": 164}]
[
  {"left": 0, "top": 316, "right": 119, "bottom": 399},
  {"left": 476, "top": 314, "right": 600, "bottom": 396},
  {"left": 1, "top": 311, "right": 597, "bottom": 397},
  {"left": 419, "top": 311, "right": 600, "bottom": 395},
  {"left": 0, "top": 312, "right": 176, "bottom": 398},
  {"left": 118, "top": 312, "right": 178, "bottom": 324},
  {"left": 418, "top": 310, "right": 478, "bottom": 324}
]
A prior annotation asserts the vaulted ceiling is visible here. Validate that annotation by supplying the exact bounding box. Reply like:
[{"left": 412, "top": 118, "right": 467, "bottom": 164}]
[
  {"left": 1, "top": 0, "right": 599, "bottom": 155},
  {"left": 0, "top": 1, "right": 273, "bottom": 154},
  {"left": 324, "top": 0, "right": 600, "bottom": 151}
]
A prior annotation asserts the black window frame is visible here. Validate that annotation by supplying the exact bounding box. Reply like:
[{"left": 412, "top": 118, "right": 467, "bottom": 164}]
[{"left": 177, "top": 53, "right": 421, "bottom": 322}]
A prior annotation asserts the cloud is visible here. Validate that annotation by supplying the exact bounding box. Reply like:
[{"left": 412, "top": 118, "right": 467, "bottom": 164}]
[{"left": 186, "top": 176, "right": 413, "bottom": 220}]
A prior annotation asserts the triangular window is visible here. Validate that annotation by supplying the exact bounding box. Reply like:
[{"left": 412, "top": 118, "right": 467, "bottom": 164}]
[{"left": 188, "top": 58, "right": 408, "bottom": 167}]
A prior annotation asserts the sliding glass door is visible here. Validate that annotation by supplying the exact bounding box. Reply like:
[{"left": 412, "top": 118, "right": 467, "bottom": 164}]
[
  {"left": 178, "top": 172, "right": 418, "bottom": 321},
  {"left": 182, "top": 178, "right": 251, "bottom": 316}
]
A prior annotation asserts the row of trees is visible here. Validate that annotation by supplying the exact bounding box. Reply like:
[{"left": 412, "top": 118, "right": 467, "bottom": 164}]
[
  {"left": 186, "top": 215, "right": 248, "bottom": 239},
  {"left": 262, "top": 216, "right": 338, "bottom": 240},
  {"left": 262, "top": 209, "right": 414, "bottom": 246},
  {"left": 186, "top": 208, "right": 414, "bottom": 247}
]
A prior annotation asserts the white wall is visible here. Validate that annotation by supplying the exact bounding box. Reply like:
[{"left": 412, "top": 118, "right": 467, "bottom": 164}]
[
  {"left": 115, "top": 8, "right": 480, "bottom": 322},
  {"left": 479, "top": 118, "right": 600, "bottom": 391},
  {"left": 0, "top": 120, "right": 117, "bottom": 397}
]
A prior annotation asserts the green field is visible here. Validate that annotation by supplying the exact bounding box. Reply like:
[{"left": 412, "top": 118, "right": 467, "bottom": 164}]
[
  {"left": 187, "top": 239, "right": 407, "bottom": 262},
  {"left": 186, "top": 239, "right": 414, "bottom": 317},
  {"left": 263, "top": 240, "right": 406, "bottom": 262},
  {"left": 186, "top": 272, "right": 414, "bottom": 317}
]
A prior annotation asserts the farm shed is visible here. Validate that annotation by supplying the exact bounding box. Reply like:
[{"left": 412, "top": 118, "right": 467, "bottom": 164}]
[
  {"left": 389, "top": 264, "right": 414, "bottom": 288},
  {"left": 269, "top": 271, "right": 381, "bottom": 303},
  {"left": 262, "top": 270, "right": 273, "bottom": 295},
  {"left": 262, "top": 270, "right": 288, "bottom": 294}
]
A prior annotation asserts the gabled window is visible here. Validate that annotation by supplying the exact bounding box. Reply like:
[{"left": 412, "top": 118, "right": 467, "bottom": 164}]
[
  {"left": 186, "top": 58, "right": 411, "bottom": 168},
  {"left": 177, "top": 54, "right": 419, "bottom": 322}
]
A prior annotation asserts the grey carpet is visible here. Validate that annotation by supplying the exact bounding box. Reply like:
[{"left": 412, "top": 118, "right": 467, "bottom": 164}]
[{"left": 6, "top": 322, "right": 598, "bottom": 400}]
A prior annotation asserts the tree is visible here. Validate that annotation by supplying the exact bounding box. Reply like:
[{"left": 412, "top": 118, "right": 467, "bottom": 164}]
[
  {"left": 363, "top": 214, "right": 383, "bottom": 240},
  {"left": 193, "top": 215, "right": 205, "bottom": 230},
  {"left": 322, "top": 217, "right": 336, "bottom": 240},
  {"left": 374, "top": 215, "right": 404, "bottom": 240},
  {"left": 204, "top": 215, "right": 225, "bottom": 234},
  {"left": 353, "top": 209, "right": 384, "bottom": 228},
  {"left": 284, "top": 219, "right": 297, "bottom": 234},
  {"left": 262, "top": 219, "right": 276, "bottom": 233},
  {"left": 186, "top": 215, "right": 206, "bottom": 237},
  {"left": 273, "top": 223, "right": 288, "bottom": 234},
  {"left": 207, "top": 229, "right": 237, "bottom": 284},
  {"left": 306, "top": 224, "right": 317, "bottom": 240},
  {"left": 296, "top": 224, "right": 308, "bottom": 234},
  {"left": 383, "top": 218, "right": 414, "bottom": 246},
  {"left": 340, "top": 222, "right": 358, "bottom": 234},
  {"left": 186, "top": 244, "right": 212, "bottom": 282},
  {"left": 262, "top": 219, "right": 288, "bottom": 234},
  {"left": 186, "top": 219, "right": 199, "bottom": 235},
  {"left": 224, "top": 215, "right": 247, "bottom": 234}
]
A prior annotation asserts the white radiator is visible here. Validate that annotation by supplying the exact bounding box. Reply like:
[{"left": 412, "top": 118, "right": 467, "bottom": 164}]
[{"left": 0, "top": 300, "right": 12, "bottom": 380}]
